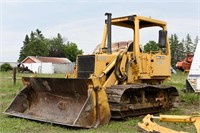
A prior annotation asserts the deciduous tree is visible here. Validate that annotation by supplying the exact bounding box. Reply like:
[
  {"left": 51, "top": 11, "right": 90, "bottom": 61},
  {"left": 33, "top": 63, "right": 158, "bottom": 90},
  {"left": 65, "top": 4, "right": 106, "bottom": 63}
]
[
  {"left": 47, "top": 33, "right": 66, "bottom": 57},
  {"left": 144, "top": 41, "right": 159, "bottom": 53},
  {"left": 18, "top": 29, "right": 48, "bottom": 62},
  {"left": 18, "top": 30, "right": 83, "bottom": 62},
  {"left": 64, "top": 42, "right": 83, "bottom": 62}
]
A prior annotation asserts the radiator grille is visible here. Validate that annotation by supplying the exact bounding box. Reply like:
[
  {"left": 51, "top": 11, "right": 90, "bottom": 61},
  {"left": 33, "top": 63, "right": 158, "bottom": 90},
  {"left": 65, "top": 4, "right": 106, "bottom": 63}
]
[{"left": 77, "top": 55, "right": 95, "bottom": 78}]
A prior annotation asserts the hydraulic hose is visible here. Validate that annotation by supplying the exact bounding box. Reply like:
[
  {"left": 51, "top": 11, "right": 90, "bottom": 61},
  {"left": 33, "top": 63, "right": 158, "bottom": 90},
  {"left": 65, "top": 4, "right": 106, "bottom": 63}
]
[{"left": 114, "top": 51, "right": 128, "bottom": 82}]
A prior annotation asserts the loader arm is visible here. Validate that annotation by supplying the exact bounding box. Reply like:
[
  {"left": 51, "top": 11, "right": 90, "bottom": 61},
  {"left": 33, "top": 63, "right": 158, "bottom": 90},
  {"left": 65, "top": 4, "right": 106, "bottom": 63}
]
[
  {"left": 158, "top": 115, "right": 200, "bottom": 133},
  {"left": 138, "top": 114, "right": 200, "bottom": 133}
]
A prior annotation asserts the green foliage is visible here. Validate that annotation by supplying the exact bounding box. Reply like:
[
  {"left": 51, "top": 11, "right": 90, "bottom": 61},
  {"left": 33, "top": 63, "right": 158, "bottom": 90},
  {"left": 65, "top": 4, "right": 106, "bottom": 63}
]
[
  {"left": 180, "top": 93, "right": 200, "bottom": 105},
  {"left": 169, "top": 34, "right": 198, "bottom": 68},
  {"left": 193, "top": 36, "right": 199, "bottom": 53},
  {"left": 0, "top": 63, "right": 13, "bottom": 72},
  {"left": 169, "top": 34, "right": 185, "bottom": 68},
  {"left": 64, "top": 42, "right": 83, "bottom": 62},
  {"left": 184, "top": 34, "right": 194, "bottom": 53},
  {"left": 0, "top": 71, "right": 199, "bottom": 133},
  {"left": 144, "top": 41, "right": 159, "bottom": 53},
  {"left": 18, "top": 29, "right": 48, "bottom": 62},
  {"left": 18, "top": 29, "right": 83, "bottom": 62},
  {"left": 47, "top": 33, "right": 66, "bottom": 57}
]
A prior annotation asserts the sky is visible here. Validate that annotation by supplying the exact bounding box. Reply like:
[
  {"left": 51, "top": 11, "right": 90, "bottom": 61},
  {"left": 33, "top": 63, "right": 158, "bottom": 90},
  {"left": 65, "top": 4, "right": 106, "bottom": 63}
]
[{"left": 0, "top": 0, "right": 199, "bottom": 62}]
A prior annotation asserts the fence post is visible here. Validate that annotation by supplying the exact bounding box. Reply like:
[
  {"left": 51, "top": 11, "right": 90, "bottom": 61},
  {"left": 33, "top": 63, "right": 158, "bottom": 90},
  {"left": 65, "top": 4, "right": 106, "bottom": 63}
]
[{"left": 13, "top": 67, "right": 16, "bottom": 86}]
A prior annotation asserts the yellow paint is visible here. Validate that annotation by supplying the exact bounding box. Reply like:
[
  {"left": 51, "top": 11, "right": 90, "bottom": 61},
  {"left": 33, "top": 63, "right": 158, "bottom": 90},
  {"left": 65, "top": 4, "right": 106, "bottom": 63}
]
[{"left": 69, "top": 14, "right": 172, "bottom": 127}]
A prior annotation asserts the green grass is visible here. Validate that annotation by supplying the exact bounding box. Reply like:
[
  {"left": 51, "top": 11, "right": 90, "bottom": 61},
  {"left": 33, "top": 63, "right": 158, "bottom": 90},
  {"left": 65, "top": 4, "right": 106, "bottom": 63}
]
[{"left": 0, "top": 71, "right": 199, "bottom": 133}]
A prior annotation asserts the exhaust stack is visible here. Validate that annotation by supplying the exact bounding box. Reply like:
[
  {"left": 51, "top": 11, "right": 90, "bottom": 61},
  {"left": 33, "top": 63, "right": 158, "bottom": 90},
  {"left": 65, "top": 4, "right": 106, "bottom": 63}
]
[{"left": 105, "top": 13, "right": 112, "bottom": 54}]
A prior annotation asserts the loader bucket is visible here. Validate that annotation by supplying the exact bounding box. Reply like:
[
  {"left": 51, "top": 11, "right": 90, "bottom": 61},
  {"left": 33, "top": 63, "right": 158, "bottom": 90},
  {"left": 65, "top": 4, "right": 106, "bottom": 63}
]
[{"left": 4, "top": 77, "right": 111, "bottom": 128}]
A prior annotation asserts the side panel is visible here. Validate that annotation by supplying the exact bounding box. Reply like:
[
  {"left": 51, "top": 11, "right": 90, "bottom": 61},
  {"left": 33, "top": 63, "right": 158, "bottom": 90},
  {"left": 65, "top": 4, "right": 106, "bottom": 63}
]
[
  {"left": 140, "top": 53, "right": 150, "bottom": 74},
  {"left": 95, "top": 54, "right": 116, "bottom": 77},
  {"left": 150, "top": 54, "right": 171, "bottom": 76}
]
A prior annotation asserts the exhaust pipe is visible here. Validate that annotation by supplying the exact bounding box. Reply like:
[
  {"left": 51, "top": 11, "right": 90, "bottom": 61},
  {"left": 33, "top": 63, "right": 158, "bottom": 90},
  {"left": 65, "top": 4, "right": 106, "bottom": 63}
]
[{"left": 105, "top": 13, "right": 112, "bottom": 54}]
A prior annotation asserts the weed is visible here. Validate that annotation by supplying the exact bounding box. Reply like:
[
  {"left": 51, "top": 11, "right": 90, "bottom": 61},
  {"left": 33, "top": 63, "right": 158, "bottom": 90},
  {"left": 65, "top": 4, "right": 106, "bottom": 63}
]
[{"left": 0, "top": 71, "right": 199, "bottom": 133}]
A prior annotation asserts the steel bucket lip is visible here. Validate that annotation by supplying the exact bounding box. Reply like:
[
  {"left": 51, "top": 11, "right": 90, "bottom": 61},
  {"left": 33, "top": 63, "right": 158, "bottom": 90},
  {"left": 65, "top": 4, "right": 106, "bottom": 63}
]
[
  {"left": 3, "top": 111, "right": 93, "bottom": 128},
  {"left": 22, "top": 77, "right": 91, "bottom": 80}
]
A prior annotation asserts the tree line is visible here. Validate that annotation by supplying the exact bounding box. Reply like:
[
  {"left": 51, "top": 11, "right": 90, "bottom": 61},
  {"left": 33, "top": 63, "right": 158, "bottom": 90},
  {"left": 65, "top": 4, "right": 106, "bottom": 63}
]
[
  {"left": 144, "top": 34, "right": 199, "bottom": 68},
  {"left": 19, "top": 29, "right": 198, "bottom": 69},
  {"left": 18, "top": 29, "right": 83, "bottom": 62}
]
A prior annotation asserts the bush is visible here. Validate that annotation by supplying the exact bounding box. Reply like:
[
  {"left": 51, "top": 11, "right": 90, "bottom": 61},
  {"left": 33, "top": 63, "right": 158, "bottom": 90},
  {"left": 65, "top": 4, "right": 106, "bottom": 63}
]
[{"left": 0, "top": 63, "right": 13, "bottom": 72}]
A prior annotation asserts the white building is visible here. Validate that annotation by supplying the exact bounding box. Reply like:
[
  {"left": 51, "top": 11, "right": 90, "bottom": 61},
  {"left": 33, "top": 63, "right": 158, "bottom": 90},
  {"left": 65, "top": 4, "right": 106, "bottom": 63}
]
[{"left": 21, "top": 56, "right": 75, "bottom": 74}]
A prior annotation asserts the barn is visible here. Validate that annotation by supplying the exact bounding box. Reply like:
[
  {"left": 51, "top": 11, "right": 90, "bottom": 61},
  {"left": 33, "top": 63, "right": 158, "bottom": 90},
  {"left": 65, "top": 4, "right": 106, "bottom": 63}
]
[{"left": 21, "top": 56, "right": 75, "bottom": 74}]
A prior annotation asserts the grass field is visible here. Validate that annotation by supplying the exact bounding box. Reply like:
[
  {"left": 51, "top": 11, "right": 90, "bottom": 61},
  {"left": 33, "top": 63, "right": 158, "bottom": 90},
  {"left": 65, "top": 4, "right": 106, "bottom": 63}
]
[{"left": 0, "top": 71, "right": 199, "bottom": 133}]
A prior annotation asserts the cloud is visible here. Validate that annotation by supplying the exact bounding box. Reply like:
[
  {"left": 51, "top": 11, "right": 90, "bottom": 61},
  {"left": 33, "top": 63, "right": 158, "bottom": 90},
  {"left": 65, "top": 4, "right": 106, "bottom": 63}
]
[
  {"left": 42, "top": 17, "right": 104, "bottom": 54},
  {"left": 1, "top": 44, "right": 21, "bottom": 62},
  {"left": 1, "top": 31, "right": 25, "bottom": 62},
  {"left": 167, "top": 18, "right": 199, "bottom": 39},
  {"left": 1, "top": 1, "right": 199, "bottom": 62}
]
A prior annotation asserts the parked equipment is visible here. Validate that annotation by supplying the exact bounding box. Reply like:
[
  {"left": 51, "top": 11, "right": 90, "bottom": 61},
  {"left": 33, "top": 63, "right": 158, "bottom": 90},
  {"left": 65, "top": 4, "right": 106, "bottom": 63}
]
[
  {"left": 176, "top": 53, "right": 193, "bottom": 72},
  {"left": 138, "top": 114, "right": 200, "bottom": 133},
  {"left": 4, "top": 13, "right": 179, "bottom": 128},
  {"left": 186, "top": 41, "right": 200, "bottom": 93}
]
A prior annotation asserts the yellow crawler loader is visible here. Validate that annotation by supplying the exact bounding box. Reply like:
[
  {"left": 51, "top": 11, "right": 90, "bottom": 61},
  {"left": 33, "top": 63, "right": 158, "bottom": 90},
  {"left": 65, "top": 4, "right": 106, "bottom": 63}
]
[{"left": 4, "top": 13, "right": 179, "bottom": 128}]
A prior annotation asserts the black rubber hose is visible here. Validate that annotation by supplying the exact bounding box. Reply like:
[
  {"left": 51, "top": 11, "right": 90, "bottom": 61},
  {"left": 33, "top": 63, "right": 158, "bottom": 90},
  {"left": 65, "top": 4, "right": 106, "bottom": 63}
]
[{"left": 114, "top": 52, "right": 128, "bottom": 82}]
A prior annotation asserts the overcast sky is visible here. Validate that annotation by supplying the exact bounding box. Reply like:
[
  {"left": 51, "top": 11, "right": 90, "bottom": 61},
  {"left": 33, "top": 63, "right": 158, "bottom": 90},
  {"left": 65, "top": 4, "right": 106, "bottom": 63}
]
[{"left": 0, "top": 0, "right": 199, "bottom": 62}]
